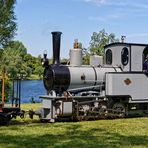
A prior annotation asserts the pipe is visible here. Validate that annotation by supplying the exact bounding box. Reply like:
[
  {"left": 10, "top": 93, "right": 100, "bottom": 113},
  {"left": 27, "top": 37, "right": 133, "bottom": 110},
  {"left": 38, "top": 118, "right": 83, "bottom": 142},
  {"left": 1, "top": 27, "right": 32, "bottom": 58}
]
[{"left": 51, "top": 31, "right": 62, "bottom": 64}]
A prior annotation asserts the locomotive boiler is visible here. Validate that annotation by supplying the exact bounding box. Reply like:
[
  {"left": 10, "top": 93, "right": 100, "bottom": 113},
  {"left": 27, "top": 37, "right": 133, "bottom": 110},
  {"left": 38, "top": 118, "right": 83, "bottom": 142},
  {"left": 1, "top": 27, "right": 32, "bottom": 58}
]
[{"left": 34, "top": 31, "right": 148, "bottom": 122}]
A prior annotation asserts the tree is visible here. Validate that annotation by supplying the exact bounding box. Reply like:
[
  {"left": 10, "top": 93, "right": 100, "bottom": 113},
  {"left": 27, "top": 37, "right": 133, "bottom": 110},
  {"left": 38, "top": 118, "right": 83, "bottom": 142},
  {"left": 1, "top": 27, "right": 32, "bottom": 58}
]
[
  {"left": 0, "top": 46, "right": 22, "bottom": 78},
  {"left": 0, "top": 47, "right": 20, "bottom": 102},
  {"left": 34, "top": 66, "right": 44, "bottom": 79},
  {"left": 0, "top": 0, "right": 17, "bottom": 48},
  {"left": 89, "top": 29, "right": 119, "bottom": 56},
  {"left": 82, "top": 29, "right": 119, "bottom": 64},
  {"left": 24, "top": 54, "right": 35, "bottom": 71},
  {"left": 6, "top": 41, "right": 27, "bottom": 59},
  {"left": 33, "top": 55, "right": 44, "bottom": 78},
  {"left": 0, "top": 41, "right": 28, "bottom": 79},
  {"left": 0, "top": 0, "right": 17, "bottom": 101}
]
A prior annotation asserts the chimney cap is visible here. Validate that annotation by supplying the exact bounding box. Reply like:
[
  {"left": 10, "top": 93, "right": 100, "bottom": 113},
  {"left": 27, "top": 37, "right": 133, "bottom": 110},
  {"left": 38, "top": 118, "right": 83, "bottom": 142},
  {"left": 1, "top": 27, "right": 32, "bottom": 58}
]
[{"left": 51, "top": 31, "right": 62, "bottom": 35}]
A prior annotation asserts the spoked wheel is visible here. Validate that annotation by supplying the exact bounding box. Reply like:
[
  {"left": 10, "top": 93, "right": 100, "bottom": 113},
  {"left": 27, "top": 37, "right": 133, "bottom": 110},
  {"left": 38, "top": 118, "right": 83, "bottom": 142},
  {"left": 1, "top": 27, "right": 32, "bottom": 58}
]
[
  {"left": 112, "top": 102, "right": 126, "bottom": 118},
  {"left": 98, "top": 103, "right": 108, "bottom": 119}
]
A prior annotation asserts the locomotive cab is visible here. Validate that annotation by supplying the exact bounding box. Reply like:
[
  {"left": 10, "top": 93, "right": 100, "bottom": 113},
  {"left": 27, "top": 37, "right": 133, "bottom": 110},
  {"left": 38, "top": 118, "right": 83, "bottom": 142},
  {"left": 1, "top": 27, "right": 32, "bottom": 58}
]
[
  {"left": 104, "top": 42, "right": 148, "bottom": 72},
  {"left": 105, "top": 43, "right": 148, "bottom": 106}
]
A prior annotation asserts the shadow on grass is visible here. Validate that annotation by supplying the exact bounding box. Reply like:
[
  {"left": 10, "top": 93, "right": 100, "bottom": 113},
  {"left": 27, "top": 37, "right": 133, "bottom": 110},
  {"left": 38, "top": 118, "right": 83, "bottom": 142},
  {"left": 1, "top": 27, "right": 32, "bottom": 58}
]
[{"left": 0, "top": 123, "right": 147, "bottom": 148}]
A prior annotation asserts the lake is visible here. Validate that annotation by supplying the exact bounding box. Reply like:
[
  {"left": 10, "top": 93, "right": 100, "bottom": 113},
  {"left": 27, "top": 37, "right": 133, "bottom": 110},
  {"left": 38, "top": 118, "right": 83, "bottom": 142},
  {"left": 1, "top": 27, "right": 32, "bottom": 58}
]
[{"left": 13, "top": 80, "right": 46, "bottom": 104}]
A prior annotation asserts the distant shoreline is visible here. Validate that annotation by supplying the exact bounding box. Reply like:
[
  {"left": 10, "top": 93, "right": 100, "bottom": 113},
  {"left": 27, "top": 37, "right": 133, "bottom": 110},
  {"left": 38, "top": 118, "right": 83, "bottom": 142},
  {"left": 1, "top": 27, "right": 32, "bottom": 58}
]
[{"left": 25, "top": 74, "right": 43, "bottom": 80}]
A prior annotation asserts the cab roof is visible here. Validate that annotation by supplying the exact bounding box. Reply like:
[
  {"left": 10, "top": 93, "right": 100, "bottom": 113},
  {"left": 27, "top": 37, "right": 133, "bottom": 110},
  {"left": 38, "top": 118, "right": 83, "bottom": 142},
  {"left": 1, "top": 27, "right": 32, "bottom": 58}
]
[{"left": 104, "top": 42, "right": 148, "bottom": 49}]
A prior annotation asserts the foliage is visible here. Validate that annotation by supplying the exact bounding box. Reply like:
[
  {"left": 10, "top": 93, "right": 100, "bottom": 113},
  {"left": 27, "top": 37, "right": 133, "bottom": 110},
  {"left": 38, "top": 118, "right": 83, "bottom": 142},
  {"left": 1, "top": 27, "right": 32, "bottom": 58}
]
[
  {"left": 0, "top": 41, "right": 27, "bottom": 78},
  {"left": 0, "top": 0, "right": 17, "bottom": 48},
  {"left": 61, "top": 58, "right": 69, "bottom": 65},
  {"left": 0, "top": 41, "right": 43, "bottom": 79},
  {"left": 7, "top": 41, "right": 27, "bottom": 58},
  {"left": 89, "top": 29, "right": 119, "bottom": 56},
  {"left": 24, "top": 54, "right": 43, "bottom": 77},
  {"left": 82, "top": 53, "right": 90, "bottom": 65},
  {"left": 34, "top": 66, "right": 44, "bottom": 79},
  {"left": 0, "top": 103, "right": 147, "bottom": 148},
  {"left": 0, "top": 40, "right": 44, "bottom": 102},
  {"left": 83, "top": 29, "right": 119, "bottom": 64},
  {"left": 0, "top": 41, "right": 25, "bottom": 101}
]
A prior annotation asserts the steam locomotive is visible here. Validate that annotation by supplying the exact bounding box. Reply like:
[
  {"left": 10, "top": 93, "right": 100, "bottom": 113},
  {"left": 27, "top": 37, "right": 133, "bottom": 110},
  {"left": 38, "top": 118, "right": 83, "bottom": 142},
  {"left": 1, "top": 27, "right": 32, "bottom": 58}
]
[{"left": 34, "top": 31, "right": 148, "bottom": 122}]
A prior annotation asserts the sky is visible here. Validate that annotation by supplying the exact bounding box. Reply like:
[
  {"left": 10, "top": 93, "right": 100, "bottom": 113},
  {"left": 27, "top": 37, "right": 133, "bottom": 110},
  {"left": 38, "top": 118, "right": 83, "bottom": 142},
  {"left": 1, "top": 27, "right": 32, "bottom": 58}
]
[{"left": 15, "top": 0, "right": 148, "bottom": 58}]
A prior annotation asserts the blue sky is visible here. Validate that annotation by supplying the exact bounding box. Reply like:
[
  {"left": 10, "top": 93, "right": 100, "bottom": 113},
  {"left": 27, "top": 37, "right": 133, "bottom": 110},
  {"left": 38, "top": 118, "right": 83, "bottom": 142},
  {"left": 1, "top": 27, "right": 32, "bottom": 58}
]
[{"left": 15, "top": 0, "right": 148, "bottom": 58}]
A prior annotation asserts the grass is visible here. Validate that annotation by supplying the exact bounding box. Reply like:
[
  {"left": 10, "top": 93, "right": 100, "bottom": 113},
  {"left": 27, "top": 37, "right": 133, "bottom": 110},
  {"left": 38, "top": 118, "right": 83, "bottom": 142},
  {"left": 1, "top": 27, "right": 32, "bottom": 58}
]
[{"left": 0, "top": 103, "right": 148, "bottom": 148}]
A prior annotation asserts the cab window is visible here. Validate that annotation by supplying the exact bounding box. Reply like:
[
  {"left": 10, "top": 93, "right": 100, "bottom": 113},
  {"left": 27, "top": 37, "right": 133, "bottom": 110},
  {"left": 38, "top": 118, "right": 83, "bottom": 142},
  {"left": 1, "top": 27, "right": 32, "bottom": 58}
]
[
  {"left": 106, "top": 49, "right": 112, "bottom": 65},
  {"left": 121, "top": 47, "right": 129, "bottom": 66}
]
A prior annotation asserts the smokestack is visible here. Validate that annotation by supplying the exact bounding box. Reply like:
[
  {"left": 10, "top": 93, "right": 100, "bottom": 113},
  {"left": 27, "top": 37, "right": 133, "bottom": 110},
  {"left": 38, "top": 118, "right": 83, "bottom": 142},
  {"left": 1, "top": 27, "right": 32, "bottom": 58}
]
[{"left": 51, "top": 31, "right": 62, "bottom": 64}]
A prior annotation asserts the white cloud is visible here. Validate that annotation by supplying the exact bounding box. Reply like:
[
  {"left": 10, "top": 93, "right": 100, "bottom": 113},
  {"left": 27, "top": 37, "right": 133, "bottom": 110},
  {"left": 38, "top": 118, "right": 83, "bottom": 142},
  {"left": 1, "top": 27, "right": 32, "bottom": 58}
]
[
  {"left": 85, "top": 0, "right": 148, "bottom": 22},
  {"left": 88, "top": 11, "right": 126, "bottom": 22},
  {"left": 131, "top": 3, "right": 148, "bottom": 9},
  {"left": 83, "top": 0, "right": 148, "bottom": 9},
  {"left": 84, "top": 0, "right": 107, "bottom": 6}
]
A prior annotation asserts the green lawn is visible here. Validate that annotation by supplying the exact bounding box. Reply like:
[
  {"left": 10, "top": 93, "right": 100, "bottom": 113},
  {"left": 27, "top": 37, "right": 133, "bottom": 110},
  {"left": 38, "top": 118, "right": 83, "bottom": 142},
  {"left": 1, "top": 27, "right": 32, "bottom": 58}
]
[{"left": 0, "top": 104, "right": 147, "bottom": 148}]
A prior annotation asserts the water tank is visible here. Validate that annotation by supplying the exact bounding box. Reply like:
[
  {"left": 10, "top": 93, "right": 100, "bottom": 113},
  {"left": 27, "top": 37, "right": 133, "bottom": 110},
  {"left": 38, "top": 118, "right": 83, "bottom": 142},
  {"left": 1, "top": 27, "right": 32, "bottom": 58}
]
[
  {"left": 90, "top": 55, "right": 103, "bottom": 66},
  {"left": 69, "top": 48, "right": 82, "bottom": 66}
]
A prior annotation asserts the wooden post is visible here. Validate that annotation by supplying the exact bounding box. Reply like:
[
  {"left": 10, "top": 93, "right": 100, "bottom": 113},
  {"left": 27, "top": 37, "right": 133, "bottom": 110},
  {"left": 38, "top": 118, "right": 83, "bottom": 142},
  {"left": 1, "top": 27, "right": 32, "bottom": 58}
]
[
  {"left": 2, "top": 78, "right": 4, "bottom": 105},
  {"left": 1, "top": 67, "right": 6, "bottom": 106}
]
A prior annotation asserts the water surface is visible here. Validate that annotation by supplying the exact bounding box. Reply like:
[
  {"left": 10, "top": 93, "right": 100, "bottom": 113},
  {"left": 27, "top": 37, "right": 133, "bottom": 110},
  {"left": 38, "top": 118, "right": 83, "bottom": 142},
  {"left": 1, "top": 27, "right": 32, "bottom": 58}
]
[{"left": 13, "top": 80, "right": 46, "bottom": 103}]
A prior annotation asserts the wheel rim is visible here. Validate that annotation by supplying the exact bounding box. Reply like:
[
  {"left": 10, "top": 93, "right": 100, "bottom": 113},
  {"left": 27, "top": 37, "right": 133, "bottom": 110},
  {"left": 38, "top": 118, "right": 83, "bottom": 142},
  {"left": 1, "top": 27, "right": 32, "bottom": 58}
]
[{"left": 112, "top": 102, "right": 126, "bottom": 118}]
